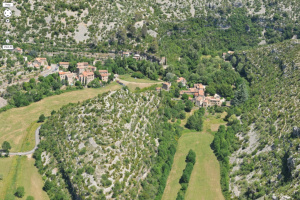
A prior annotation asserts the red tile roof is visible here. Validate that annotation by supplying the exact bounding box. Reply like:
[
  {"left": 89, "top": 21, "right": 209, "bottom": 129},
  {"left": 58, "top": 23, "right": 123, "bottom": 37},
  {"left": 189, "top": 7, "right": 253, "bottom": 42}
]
[
  {"left": 194, "top": 84, "right": 204, "bottom": 89},
  {"left": 77, "top": 62, "right": 88, "bottom": 67},
  {"left": 82, "top": 71, "right": 94, "bottom": 77},
  {"left": 177, "top": 77, "right": 186, "bottom": 82},
  {"left": 59, "top": 62, "right": 69, "bottom": 65},
  {"left": 36, "top": 58, "right": 47, "bottom": 61},
  {"left": 100, "top": 73, "right": 108, "bottom": 77}
]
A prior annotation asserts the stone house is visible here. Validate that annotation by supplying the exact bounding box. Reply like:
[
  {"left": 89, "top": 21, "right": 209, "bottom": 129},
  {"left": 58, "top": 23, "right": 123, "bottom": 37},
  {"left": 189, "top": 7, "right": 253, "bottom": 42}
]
[
  {"left": 162, "top": 82, "right": 171, "bottom": 91},
  {"left": 99, "top": 70, "right": 109, "bottom": 82},
  {"left": 34, "top": 58, "right": 48, "bottom": 66},
  {"left": 13, "top": 47, "right": 23, "bottom": 54},
  {"left": 177, "top": 77, "right": 187, "bottom": 86},
  {"left": 59, "top": 62, "right": 69, "bottom": 69}
]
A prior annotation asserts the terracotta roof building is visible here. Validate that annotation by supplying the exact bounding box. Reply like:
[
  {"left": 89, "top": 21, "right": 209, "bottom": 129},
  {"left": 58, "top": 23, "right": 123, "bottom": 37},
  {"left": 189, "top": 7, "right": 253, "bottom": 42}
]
[
  {"left": 99, "top": 70, "right": 109, "bottom": 82},
  {"left": 162, "top": 82, "right": 171, "bottom": 91},
  {"left": 177, "top": 77, "right": 187, "bottom": 86},
  {"left": 59, "top": 62, "right": 70, "bottom": 69}
]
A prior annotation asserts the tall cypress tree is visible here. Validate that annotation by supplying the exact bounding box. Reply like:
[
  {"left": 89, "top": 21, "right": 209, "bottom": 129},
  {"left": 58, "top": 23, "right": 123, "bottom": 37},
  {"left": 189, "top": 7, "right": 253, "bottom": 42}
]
[{"left": 231, "top": 82, "right": 249, "bottom": 106}]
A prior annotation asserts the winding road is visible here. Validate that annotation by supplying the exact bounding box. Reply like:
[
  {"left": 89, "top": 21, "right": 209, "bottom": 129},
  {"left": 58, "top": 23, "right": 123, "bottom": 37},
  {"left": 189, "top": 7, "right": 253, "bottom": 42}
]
[{"left": 8, "top": 126, "right": 41, "bottom": 156}]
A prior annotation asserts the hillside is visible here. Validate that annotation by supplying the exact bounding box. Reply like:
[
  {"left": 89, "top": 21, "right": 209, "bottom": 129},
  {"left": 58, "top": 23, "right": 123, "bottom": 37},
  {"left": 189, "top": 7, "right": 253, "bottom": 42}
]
[
  {"left": 227, "top": 40, "right": 300, "bottom": 199},
  {"left": 33, "top": 89, "right": 179, "bottom": 199},
  {"left": 1, "top": 0, "right": 299, "bottom": 53}
]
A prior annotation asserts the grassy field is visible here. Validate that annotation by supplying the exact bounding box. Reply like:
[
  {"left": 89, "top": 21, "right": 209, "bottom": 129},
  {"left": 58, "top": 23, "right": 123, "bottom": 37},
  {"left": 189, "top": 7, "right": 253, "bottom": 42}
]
[
  {"left": 117, "top": 75, "right": 162, "bottom": 91},
  {"left": 0, "top": 156, "right": 49, "bottom": 200},
  {"left": 162, "top": 113, "right": 226, "bottom": 200},
  {"left": 0, "top": 82, "right": 121, "bottom": 152},
  {"left": 119, "top": 74, "right": 161, "bottom": 83},
  {"left": 21, "top": 122, "right": 41, "bottom": 152}
]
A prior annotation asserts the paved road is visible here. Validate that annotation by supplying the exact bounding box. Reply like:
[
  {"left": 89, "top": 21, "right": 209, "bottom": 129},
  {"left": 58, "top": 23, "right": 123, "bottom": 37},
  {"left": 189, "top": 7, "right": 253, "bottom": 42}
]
[{"left": 9, "top": 126, "right": 41, "bottom": 156}]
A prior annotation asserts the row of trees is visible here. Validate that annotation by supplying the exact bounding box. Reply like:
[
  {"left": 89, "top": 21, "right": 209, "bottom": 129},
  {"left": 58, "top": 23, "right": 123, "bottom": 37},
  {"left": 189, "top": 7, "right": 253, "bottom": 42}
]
[
  {"left": 212, "top": 122, "right": 241, "bottom": 198},
  {"left": 176, "top": 150, "right": 196, "bottom": 200}
]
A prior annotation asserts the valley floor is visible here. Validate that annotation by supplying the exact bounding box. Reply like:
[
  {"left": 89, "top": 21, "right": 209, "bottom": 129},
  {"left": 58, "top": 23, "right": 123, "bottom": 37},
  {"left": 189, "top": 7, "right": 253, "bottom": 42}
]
[{"left": 162, "top": 113, "right": 226, "bottom": 200}]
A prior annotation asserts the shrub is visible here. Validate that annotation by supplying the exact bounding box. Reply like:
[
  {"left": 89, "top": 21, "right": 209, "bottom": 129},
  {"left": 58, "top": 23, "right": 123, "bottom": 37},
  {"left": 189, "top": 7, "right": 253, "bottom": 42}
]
[
  {"left": 15, "top": 186, "right": 25, "bottom": 198},
  {"left": 38, "top": 114, "right": 46, "bottom": 122},
  {"left": 131, "top": 72, "right": 144, "bottom": 79}
]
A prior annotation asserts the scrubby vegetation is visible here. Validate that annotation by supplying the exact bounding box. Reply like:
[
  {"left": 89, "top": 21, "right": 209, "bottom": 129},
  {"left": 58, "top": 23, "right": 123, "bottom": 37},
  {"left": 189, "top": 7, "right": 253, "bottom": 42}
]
[
  {"left": 221, "top": 40, "right": 300, "bottom": 199},
  {"left": 33, "top": 88, "right": 182, "bottom": 199}
]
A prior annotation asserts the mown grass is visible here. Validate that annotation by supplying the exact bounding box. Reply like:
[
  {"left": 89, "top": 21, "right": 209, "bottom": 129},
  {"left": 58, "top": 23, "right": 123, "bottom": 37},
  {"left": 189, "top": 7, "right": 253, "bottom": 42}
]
[
  {"left": 119, "top": 74, "right": 161, "bottom": 83},
  {"left": 0, "top": 156, "right": 15, "bottom": 199},
  {"left": 21, "top": 122, "right": 41, "bottom": 152},
  {"left": 162, "top": 112, "right": 226, "bottom": 200},
  {"left": 0, "top": 156, "right": 49, "bottom": 200}
]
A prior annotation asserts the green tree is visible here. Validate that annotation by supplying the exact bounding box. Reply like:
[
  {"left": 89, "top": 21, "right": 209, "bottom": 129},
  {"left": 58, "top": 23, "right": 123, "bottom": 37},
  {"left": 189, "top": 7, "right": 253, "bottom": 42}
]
[
  {"left": 149, "top": 40, "right": 158, "bottom": 53},
  {"left": 117, "top": 27, "right": 127, "bottom": 45},
  {"left": 87, "top": 79, "right": 101, "bottom": 88},
  {"left": 141, "top": 24, "right": 147, "bottom": 38},
  {"left": 38, "top": 114, "right": 46, "bottom": 122},
  {"left": 2, "top": 141, "right": 11, "bottom": 152},
  {"left": 185, "top": 100, "right": 194, "bottom": 112},
  {"left": 26, "top": 196, "right": 34, "bottom": 200},
  {"left": 181, "top": 94, "right": 188, "bottom": 100},
  {"left": 15, "top": 186, "right": 25, "bottom": 198},
  {"left": 231, "top": 82, "right": 249, "bottom": 106},
  {"left": 186, "top": 150, "right": 196, "bottom": 165}
]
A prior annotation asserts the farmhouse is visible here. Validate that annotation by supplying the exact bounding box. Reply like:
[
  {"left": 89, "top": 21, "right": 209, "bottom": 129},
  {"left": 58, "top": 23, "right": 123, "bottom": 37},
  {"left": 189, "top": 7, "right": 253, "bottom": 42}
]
[
  {"left": 122, "top": 52, "right": 130, "bottom": 57},
  {"left": 177, "top": 77, "right": 187, "bottom": 86},
  {"left": 79, "top": 71, "right": 95, "bottom": 85},
  {"left": 180, "top": 83, "right": 224, "bottom": 107},
  {"left": 59, "top": 71, "right": 76, "bottom": 85},
  {"left": 133, "top": 54, "right": 141, "bottom": 60},
  {"left": 27, "top": 57, "right": 48, "bottom": 68},
  {"left": 99, "top": 70, "right": 109, "bottom": 82},
  {"left": 13, "top": 47, "right": 23, "bottom": 54},
  {"left": 59, "top": 62, "right": 103, "bottom": 86},
  {"left": 162, "top": 82, "right": 171, "bottom": 91}
]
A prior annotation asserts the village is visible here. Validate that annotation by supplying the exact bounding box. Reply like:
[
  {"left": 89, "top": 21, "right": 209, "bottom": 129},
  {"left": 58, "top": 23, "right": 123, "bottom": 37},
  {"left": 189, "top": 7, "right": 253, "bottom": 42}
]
[
  {"left": 157, "top": 77, "right": 226, "bottom": 107},
  {"left": 26, "top": 57, "right": 110, "bottom": 86},
  {"left": 7, "top": 45, "right": 226, "bottom": 108}
]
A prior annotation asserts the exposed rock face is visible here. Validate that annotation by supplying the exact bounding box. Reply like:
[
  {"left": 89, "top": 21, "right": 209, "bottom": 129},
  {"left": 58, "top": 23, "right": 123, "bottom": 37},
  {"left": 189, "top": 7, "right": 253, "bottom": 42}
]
[{"left": 0, "top": 97, "right": 7, "bottom": 108}]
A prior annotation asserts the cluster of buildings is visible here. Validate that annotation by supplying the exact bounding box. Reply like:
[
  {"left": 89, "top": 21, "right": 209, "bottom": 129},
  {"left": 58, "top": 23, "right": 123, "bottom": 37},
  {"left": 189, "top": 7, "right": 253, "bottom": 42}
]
[
  {"left": 122, "top": 51, "right": 167, "bottom": 65},
  {"left": 58, "top": 62, "right": 109, "bottom": 85},
  {"left": 27, "top": 57, "right": 48, "bottom": 68},
  {"left": 157, "top": 77, "right": 225, "bottom": 107},
  {"left": 26, "top": 58, "right": 109, "bottom": 86}
]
